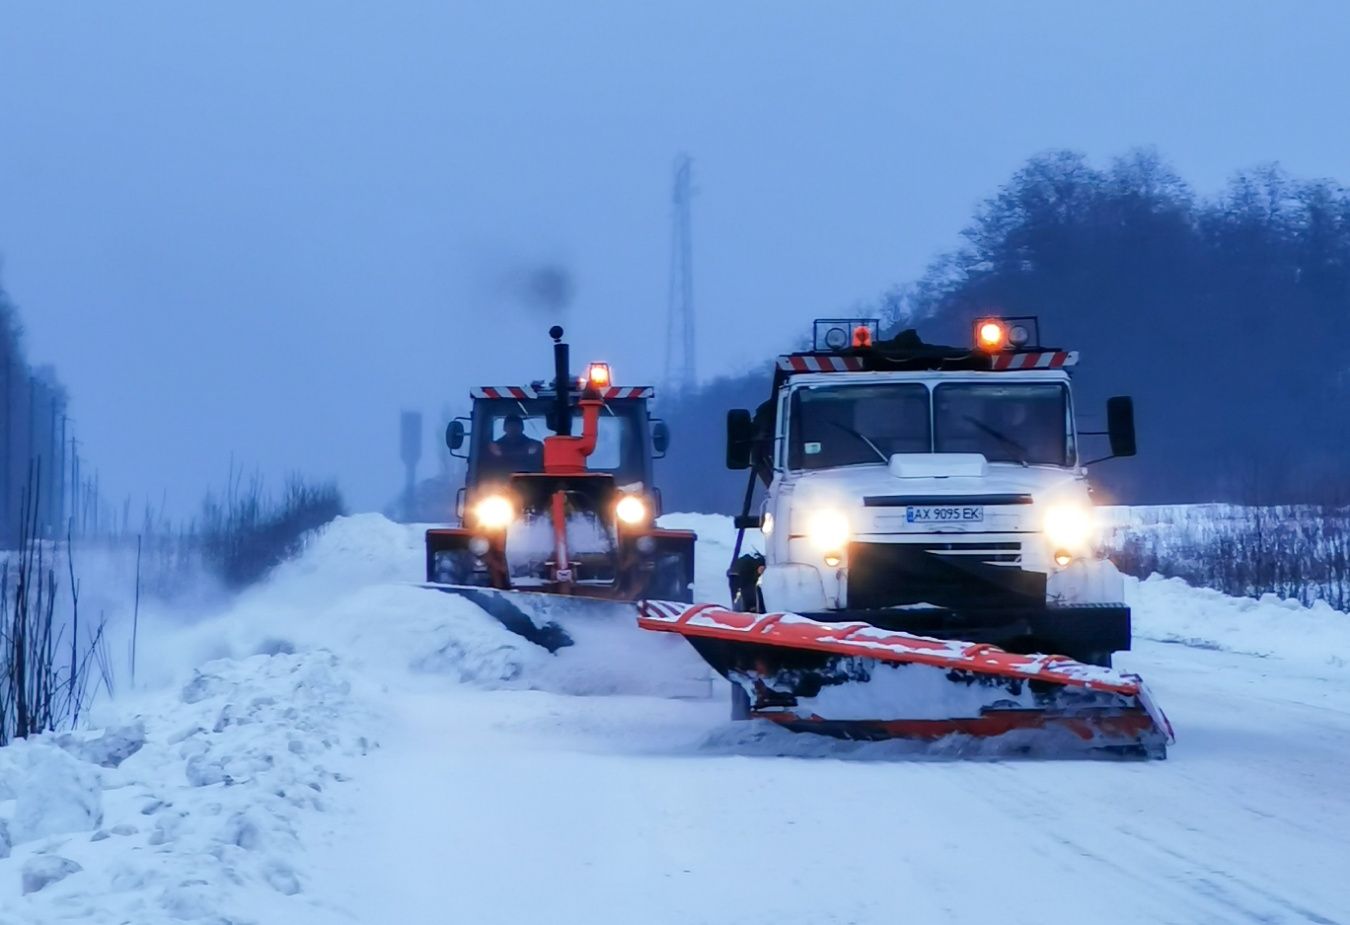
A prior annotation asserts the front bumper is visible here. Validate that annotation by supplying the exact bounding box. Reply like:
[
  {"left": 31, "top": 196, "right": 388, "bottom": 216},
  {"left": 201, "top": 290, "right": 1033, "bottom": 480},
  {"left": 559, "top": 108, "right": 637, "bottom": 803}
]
[
  {"left": 796, "top": 602, "right": 1131, "bottom": 663},
  {"left": 763, "top": 537, "right": 1130, "bottom": 662}
]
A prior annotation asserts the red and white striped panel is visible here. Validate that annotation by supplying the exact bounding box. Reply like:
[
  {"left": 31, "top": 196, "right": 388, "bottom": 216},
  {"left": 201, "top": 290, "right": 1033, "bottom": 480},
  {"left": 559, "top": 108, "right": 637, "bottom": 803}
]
[
  {"left": 776, "top": 355, "right": 868, "bottom": 373},
  {"left": 990, "top": 350, "right": 1078, "bottom": 371},
  {"left": 637, "top": 601, "right": 1145, "bottom": 695},
  {"left": 470, "top": 386, "right": 539, "bottom": 399},
  {"left": 600, "top": 386, "right": 654, "bottom": 399},
  {"left": 471, "top": 385, "right": 654, "bottom": 400}
]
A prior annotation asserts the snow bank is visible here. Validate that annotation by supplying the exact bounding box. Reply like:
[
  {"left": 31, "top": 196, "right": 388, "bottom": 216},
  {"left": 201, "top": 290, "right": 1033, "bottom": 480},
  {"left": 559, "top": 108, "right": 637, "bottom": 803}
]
[
  {"left": 0, "top": 512, "right": 720, "bottom": 920},
  {"left": 0, "top": 650, "right": 371, "bottom": 922},
  {"left": 1128, "top": 573, "right": 1350, "bottom": 671}
]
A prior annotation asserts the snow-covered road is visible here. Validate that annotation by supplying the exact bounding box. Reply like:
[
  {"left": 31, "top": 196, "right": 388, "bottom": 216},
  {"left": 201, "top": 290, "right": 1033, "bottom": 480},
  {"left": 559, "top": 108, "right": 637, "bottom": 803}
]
[
  {"left": 310, "top": 639, "right": 1350, "bottom": 925},
  {"left": 3, "top": 513, "right": 1349, "bottom": 924}
]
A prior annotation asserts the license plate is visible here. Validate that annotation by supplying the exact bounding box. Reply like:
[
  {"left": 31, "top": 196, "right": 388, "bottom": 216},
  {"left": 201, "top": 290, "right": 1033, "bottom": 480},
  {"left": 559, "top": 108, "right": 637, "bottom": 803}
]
[{"left": 905, "top": 505, "right": 984, "bottom": 524}]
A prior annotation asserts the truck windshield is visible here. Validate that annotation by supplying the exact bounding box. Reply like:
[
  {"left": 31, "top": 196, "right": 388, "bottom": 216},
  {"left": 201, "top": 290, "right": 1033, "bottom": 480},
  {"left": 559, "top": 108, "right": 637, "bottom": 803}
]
[
  {"left": 933, "top": 382, "right": 1073, "bottom": 466},
  {"left": 788, "top": 381, "right": 1073, "bottom": 469},
  {"left": 789, "top": 384, "right": 930, "bottom": 469}
]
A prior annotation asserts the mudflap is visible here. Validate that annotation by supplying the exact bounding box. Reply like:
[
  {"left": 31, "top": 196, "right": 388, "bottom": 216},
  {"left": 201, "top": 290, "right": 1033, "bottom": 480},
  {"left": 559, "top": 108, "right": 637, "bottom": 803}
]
[
  {"left": 639, "top": 602, "right": 1174, "bottom": 759},
  {"left": 642, "top": 530, "right": 696, "bottom": 603}
]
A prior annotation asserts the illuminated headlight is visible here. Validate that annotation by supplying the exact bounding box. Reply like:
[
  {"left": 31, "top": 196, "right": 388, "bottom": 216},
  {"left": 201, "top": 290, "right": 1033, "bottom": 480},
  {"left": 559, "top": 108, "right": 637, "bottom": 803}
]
[
  {"left": 1043, "top": 503, "right": 1093, "bottom": 550},
  {"left": 761, "top": 512, "right": 774, "bottom": 536},
  {"left": 616, "top": 495, "right": 648, "bottom": 525},
  {"left": 805, "top": 508, "right": 850, "bottom": 552},
  {"left": 473, "top": 495, "right": 515, "bottom": 530}
]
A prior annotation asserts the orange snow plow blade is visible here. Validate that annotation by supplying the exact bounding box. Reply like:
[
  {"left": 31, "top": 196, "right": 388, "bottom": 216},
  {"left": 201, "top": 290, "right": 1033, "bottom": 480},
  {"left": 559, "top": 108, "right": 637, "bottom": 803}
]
[{"left": 639, "top": 602, "right": 1175, "bottom": 759}]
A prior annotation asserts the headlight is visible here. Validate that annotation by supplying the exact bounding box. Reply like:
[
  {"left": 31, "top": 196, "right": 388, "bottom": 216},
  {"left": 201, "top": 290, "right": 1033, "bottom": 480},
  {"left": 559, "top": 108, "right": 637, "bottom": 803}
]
[
  {"left": 473, "top": 495, "right": 515, "bottom": 530},
  {"left": 616, "top": 495, "right": 648, "bottom": 525},
  {"left": 1043, "top": 502, "right": 1092, "bottom": 550},
  {"left": 761, "top": 512, "right": 774, "bottom": 536},
  {"left": 805, "top": 508, "right": 850, "bottom": 552}
]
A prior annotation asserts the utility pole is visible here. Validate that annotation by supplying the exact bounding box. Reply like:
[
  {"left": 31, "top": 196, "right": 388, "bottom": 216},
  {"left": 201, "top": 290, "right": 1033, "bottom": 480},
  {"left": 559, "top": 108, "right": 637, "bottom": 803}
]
[
  {"left": 664, "top": 154, "right": 697, "bottom": 394},
  {"left": 70, "top": 438, "right": 80, "bottom": 538},
  {"left": 27, "top": 374, "right": 37, "bottom": 535},
  {"left": 1, "top": 344, "right": 10, "bottom": 543},
  {"left": 400, "top": 410, "right": 423, "bottom": 522},
  {"left": 59, "top": 414, "right": 67, "bottom": 532}
]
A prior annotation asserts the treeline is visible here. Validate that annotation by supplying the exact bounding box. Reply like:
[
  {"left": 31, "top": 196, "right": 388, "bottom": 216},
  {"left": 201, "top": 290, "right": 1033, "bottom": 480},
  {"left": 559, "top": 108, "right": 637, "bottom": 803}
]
[
  {"left": 1108, "top": 505, "right": 1350, "bottom": 611},
  {"left": 1, "top": 280, "right": 69, "bottom": 547},
  {"left": 654, "top": 150, "right": 1350, "bottom": 512},
  {"left": 912, "top": 150, "right": 1350, "bottom": 505}
]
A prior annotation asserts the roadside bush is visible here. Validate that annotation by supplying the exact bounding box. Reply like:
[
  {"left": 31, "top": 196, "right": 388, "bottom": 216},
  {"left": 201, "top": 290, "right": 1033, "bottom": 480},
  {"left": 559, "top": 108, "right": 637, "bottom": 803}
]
[
  {"left": 197, "top": 476, "right": 345, "bottom": 590},
  {"left": 1109, "top": 505, "right": 1350, "bottom": 611},
  {"left": 0, "top": 472, "right": 108, "bottom": 745}
]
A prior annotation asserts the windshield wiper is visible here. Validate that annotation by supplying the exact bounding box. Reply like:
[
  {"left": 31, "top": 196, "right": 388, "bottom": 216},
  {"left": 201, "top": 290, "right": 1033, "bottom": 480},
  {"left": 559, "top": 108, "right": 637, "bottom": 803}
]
[
  {"left": 962, "top": 415, "right": 1030, "bottom": 466},
  {"left": 825, "top": 421, "right": 888, "bottom": 464}
]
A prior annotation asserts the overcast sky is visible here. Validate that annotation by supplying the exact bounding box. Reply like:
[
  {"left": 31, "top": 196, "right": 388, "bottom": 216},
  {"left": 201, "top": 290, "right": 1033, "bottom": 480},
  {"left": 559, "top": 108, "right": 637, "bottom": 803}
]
[{"left": 3, "top": 1, "right": 1347, "bottom": 513}]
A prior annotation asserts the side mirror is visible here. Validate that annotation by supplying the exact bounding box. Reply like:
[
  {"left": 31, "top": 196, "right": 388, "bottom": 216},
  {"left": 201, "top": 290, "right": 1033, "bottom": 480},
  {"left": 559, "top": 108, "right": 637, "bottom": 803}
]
[
  {"left": 445, "top": 420, "right": 467, "bottom": 454},
  {"left": 726, "top": 409, "right": 753, "bottom": 470},
  {"left": 651, "top": 420, "right": 671, "bottom": 456},
  {"left": 1106, "top": 396, "right": 1136, "bottom": 458}
]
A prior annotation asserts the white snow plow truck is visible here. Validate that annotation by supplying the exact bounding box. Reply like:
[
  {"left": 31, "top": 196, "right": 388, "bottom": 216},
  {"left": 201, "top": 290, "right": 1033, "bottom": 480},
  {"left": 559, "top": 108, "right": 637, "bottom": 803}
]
[{"left": 638, "top": 318, "right": 1174, "bottom": 757}]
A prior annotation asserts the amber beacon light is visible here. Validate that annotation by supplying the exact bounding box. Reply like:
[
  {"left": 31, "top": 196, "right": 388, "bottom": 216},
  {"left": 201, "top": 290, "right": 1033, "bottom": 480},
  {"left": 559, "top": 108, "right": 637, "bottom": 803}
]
[{"left": 975, "top": 319, "right": 1008, "bottom": 351}]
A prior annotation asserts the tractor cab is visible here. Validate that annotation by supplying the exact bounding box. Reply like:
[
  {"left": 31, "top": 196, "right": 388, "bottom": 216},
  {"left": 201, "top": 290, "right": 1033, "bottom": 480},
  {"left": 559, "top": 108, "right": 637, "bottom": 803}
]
[
  {"left": 446, "top": 353, "right": 671, "bottom": 524},
  {"left": 427, "top": 327, "right": 693, "bottom": 604},
  {"left": 456, "top": 385, "right": 664, "bottom": 495}
]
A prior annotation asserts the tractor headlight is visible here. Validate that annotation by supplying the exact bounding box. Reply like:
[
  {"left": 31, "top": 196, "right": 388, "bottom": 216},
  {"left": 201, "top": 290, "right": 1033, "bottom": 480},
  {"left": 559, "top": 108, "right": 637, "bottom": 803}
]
[
  {"left": 1043, "top": 502, "right": 1092, "bottom": 551},
  {"left": 616, "top": 495, "right": 648, "bottom": 525},
  {"left": 805, "top": 508, "right": 850, "bottom": 552},
  {"left": 473, "top": 495, "right": 515, "bottom": 530}
]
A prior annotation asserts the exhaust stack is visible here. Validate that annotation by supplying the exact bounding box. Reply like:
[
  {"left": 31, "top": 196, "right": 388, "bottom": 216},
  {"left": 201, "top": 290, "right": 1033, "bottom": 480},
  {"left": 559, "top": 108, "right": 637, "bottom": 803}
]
[{"left": 550, "top": 325, "right": 572, "bottom": 437}]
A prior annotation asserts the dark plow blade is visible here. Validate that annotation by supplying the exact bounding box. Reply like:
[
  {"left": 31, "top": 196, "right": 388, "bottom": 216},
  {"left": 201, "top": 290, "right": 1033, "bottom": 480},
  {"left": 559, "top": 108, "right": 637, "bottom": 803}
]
[
  {"left": 639, "top": 602, "right": 1174, "bottom": 759},
  {"left": 423, "top": 585, "right": 575, "bottom": 652}
]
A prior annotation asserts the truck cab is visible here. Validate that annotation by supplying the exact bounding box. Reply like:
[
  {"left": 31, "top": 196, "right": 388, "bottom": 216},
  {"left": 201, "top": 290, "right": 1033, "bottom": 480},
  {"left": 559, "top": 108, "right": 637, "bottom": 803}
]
[{"left": 726, "top": 318, "right": 1137, "bottom": 666}]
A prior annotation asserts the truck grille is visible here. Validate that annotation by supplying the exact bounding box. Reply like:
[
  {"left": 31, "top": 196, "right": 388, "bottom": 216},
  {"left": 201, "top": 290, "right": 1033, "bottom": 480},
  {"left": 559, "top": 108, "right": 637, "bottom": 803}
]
[
  {"left": 862, "top": 494, "right": 1033, "bottom": 507},
  {"left": 917, "top": 540, "right": 1022, "bottom": 564},
  {"left": 846, "top": 540, "right": 1042, "bottom": 610}
]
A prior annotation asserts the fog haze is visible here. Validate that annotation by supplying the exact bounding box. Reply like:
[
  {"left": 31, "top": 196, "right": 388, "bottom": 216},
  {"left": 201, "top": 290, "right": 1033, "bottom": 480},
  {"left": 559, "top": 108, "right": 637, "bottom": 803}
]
[{"left": 2, "top": 1, "right": 1346, "bottom": 511}]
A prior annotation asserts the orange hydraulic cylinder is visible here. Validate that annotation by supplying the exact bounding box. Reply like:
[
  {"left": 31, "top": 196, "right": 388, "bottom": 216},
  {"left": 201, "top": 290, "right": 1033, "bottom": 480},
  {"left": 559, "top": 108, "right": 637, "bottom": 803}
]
[{"left": 543, "top": 398, "right": 602, "bottom": 474}]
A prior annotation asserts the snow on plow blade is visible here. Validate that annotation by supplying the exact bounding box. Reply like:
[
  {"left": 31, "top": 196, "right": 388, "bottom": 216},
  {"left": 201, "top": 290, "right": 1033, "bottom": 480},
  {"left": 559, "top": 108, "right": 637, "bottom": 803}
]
[{"left": 639, "top": 602, "right": 1175, "bottom": 759}]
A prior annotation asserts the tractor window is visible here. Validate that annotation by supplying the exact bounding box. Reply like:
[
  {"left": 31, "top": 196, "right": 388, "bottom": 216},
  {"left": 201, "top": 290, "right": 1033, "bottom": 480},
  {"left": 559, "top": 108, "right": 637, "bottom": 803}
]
[
  {"left": 482, "top": 414, "right": 548, "bottom": 478},
  {"left": 470, "top": 399, "right": 648, "bottom": 486},
  {"left": 485, "top": 414, "right": 626, "bottom": 470},
  {"left": 590, "top": 415, "right": 628, "bottom": 471},
  {"left": 933, "top": 382, "right": 1074, "bottom": 466},
  {"left": 789, "top": 383, "right": 931, "bottom": 469},
  {"left": 489, "top": 416, "right": 551, "bottom": 442}
]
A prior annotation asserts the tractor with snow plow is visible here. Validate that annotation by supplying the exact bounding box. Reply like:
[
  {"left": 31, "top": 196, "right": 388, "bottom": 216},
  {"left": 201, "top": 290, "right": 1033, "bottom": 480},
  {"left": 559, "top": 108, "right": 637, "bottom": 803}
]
[
  {"left": 424, "top": 326, "right": 697, "bottom": 652},
  {"left": 638, "top": 317, "right": 1174, "bottom": 757}
]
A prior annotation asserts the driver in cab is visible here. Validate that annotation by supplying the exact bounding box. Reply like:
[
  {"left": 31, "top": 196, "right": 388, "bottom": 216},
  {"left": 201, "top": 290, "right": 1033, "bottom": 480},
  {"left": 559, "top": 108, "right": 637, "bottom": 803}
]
[{"left": 488, "top": 413, "right": 543, "bottom": 472}]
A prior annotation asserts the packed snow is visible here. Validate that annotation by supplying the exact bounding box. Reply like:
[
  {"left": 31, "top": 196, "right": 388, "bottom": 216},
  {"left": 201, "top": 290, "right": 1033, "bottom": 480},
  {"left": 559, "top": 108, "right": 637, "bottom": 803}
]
[{"left": 1, "top": 511, "right": 1348, "bottom": 924}]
